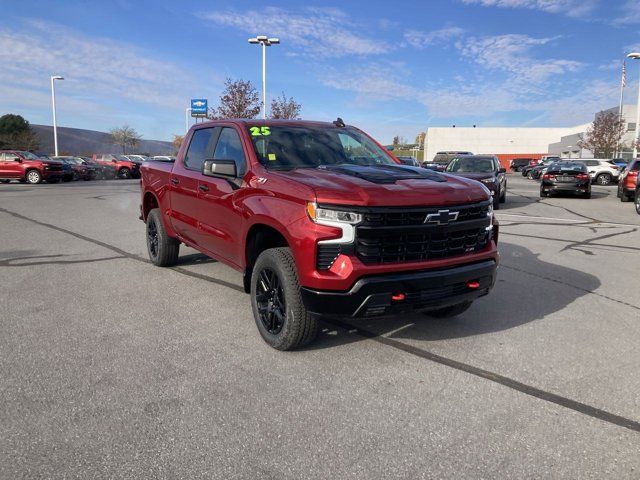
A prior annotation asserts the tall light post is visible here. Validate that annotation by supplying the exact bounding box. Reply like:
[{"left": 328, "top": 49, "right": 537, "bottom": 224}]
[
  {"left": 50, "top": 75, "right": 64, "bottom": 156},
  {"left": 628, "top": 53, "right": 640, "bottom": 159},
  {"left": 248, "top": 35, "right": 280, "bottom": 119},
  {"left": 185, "top": 107, "right": 192, "bottom": 134}
]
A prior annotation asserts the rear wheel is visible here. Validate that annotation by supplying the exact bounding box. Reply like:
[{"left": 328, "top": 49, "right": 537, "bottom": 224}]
[
  {"left": 25, "top": 170, "right": 42, "bottom": 184},
  {"left": 499, "top": 188, "right": 506, "bottom": 203},
  {"left": 583, "top": 190, "right": 591, "bottom": 199},
  {"left": 527, "top": 171, "right": 534, "bottom": 180},
  {"left": 146, "top": 209, "right": 179, "bottom": 267},
  {"left": 251, "top": 247, "right": 318, "bottom": 350},
  {"left": 540, "top": 189, "right": 548, "bottom": 198},
  {"left": 635, "top": 189, "right": 640, "bottom": 215},
  {"left": 118, "top": 168, "right": 131, "bottom": 179},
  {"left": 425, "top": 301, "right": 472, "bottom": 318},
  {"left": 595, "top": 173, "right": 611, "bottom": 185},
  {"left": 620, "top": 186, "right": 631, "bottom": 202}
]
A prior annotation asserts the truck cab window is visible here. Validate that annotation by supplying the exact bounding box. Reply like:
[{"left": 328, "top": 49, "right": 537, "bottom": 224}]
[
  {"left": 213, "top": 128, "right": 246, "bottom": 176},
  {"left": 185, "top": 127, "right": 218, "bottom": 171}
]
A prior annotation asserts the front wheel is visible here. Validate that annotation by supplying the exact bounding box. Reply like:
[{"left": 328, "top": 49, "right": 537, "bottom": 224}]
[
  {"left": 595, "top": 173, "right": 611, "bottom": 185},
  {"left": 25, "top": 170, "right": 42, "bottom": 184},
  {"left": 146, "top": 209, "right": 179, "bottom": 266},
  {"left": 251, "top": 247, "right": 318, "bottom": 350},
  {"left": 425, "top": 301, "right": 472, "bottom": 318},
  {"left": 118, "top": 168, "right": 131, "bottom": 179}
]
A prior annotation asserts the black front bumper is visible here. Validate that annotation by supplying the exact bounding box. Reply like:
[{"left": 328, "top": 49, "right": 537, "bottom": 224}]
[{"left": 300, "top": 260, "right": 497, "bottom": 317}]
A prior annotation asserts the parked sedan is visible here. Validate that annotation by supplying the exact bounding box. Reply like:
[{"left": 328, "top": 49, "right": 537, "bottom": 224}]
[
  {"left": 444, "top": 155, "right": 507, "bottom": 208},
  {"left": 540, "top": 161, "right": 591, "bottom": 198}
]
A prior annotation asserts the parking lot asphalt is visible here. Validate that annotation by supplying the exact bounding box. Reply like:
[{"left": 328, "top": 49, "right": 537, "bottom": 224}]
[{"left": 1, "top": 175, "right": 639, "bottom": 479}]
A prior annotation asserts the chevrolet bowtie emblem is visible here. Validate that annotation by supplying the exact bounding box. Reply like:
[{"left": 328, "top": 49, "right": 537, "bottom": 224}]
[{"left": 424, "top": 209, "right": 459, "bottom": 225}]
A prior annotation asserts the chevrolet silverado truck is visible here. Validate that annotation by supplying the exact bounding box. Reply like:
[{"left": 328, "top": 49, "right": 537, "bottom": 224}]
[
  {"left": 93, "top": 154, "right": 140, "bottom": 179},
  {"left": 140, "top": 119, "right": 499, "bottom": 350},
  {"left": 0, "top": 150, "right": 64, "bottom": 184}
]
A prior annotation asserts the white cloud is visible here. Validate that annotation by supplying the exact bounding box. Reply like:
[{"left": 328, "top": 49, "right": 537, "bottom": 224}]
[
  {"left": 460, "top": 0, "right": 597, "bottom": 18},
  {"left": 458, "top": 34, "right": 583, "bottom": 83},
  {"left": 0, "top": 19, "right": 214, "bottom": 113},
  {"left": 199, "top": 7, "right": 390, "bottom": 57},
  {"left": 613, "top": 0, "right": 640, "bottom": 24},
  {"left": 404, "top": 27, "right": 465, "bottom": 49}
]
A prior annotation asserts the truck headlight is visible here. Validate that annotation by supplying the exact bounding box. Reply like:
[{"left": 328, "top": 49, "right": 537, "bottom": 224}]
[
  {"left": 306, "top": 202, "right": 362, "bottom": 225},
  {"left": 307, "top": 202, "right": 361, "bottom": 245},
  {"left": 481, "top": 178, "right": 495, "bottom": 185}
]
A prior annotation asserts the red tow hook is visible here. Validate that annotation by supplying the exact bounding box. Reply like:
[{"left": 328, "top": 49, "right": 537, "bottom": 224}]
[
  {"left": 391, "top": 293, "right": 405, "bottom": 301},
  {"left": 466, "top": 280, "right": 480, "bottom": 289}
]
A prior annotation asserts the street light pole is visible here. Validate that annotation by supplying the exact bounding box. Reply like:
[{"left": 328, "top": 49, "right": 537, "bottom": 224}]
[
  {"left": 50, "top": 75, "right": 64, "bottom": 156},
  {"left": 628, "top": 53, "right": 640, "bottom": 159},
  {"left": 185, "top": 108, "right": 192, "bottom": 134},
  {"left": 248, "top": 36, "right": 280, "bottom": 119}
]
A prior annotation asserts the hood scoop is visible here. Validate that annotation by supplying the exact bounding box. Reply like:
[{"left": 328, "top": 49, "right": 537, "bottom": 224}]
[{"left": 319, "top": 164, "right": 447, "bottom": 184}]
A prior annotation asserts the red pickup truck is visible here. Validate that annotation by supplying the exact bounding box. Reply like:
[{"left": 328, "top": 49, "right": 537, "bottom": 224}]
[
  {"left": 92, "top": 154, "right": 140, "bottom": 179},
  {"left": 140, "top": 119, "right": 499, "bottom": 350},
  {"left": 0, "top": 150, "right": 64, "bottom": 184}
]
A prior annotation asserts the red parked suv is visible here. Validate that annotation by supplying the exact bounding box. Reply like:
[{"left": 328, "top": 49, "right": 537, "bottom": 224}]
[
  {"left": 140, "top": 119, "right": 499, "bottom": 350},
  {"left": 92, "top": 154, "right": 140, "bottom": 179},
  {"left": 0, "top": 150, "right": 64, "bottom": 184}
]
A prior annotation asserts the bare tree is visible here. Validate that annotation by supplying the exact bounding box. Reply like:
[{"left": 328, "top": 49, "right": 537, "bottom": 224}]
[
  {"left": 415, "top": 131, "right": 426, "bottom": 149},
  {"left": 269, "top": 92, "right": 302, "bottom": 119},
  {"left": 212, "top": 78, "right": 261, "bottom": 119},
  {"left": 172, "top": 134, "right": 184, "bottom": 154},
  {"left": 392, "top": 135, "right": 400, "bottom": 146},
  {"left": 577, "top": 111, "right": 626, "bottom": 158},
  {"left": 109, "top": 125, "right": 142, "bottom": 154}
]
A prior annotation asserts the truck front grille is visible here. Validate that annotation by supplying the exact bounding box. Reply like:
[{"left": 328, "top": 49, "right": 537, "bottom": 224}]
[{"left": 354, "top": 202, "right": 492, "bottom": 265}]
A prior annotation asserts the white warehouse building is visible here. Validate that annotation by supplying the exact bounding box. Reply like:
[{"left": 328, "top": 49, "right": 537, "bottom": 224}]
[{"left": 425, "top": 124, "right": 590, "bottom": 168}]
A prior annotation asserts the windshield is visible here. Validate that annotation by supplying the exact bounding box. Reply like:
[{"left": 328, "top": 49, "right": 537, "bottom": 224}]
[
  {"left": 19, "top": 151, "right": 40, "bottom": 160},
  {"left": 246, "top": 125, "right": 395, "bottom": 170},
  {"left": 446, "top": 156, "right": 495, "bottom": 173}
]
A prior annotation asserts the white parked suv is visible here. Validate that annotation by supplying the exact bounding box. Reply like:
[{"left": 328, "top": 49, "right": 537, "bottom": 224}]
[{"left": 574, "top": 159, "right": 620, "bottom": 185}]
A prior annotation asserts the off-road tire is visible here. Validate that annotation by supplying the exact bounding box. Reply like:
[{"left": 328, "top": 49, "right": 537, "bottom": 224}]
[
  {"left": 146, "top": 208, "right": 179, "bottom": 267},
  {"left": 425, "top": 301, "right": 473, "bottom": 318},
  {"left": 250, "top": 247, "right": 318, "bottom": 350},
  {"left": 25, "top": 169, "right": 42, "bottom": 184}
]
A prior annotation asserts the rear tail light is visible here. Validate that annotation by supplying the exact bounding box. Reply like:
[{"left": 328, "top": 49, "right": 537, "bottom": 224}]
[
  {"left": 542, "top": 174, "right": 555, "bottom": 180},
  {"left": 576, "top": 174, "right": 589, "bottom": 180}
]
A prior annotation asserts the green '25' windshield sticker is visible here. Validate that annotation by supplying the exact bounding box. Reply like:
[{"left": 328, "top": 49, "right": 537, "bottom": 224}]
[{"left": 250, "top": 126, "right": 271, "bottom": 136}]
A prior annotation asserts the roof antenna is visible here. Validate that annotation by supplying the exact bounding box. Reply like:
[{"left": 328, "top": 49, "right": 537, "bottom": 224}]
[{"left": 333, "top": 117, "right": 345, "bottom": 127}]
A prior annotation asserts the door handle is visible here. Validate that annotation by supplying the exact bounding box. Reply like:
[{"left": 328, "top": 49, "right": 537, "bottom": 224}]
[
  {"left": 198, "top": 184, "right": 209, "bottom": 192},
  {"left": 170, "top": 177, "right": 179, "bottom": 185}
]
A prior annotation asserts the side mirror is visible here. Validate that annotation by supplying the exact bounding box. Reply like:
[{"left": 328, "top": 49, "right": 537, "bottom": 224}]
[
  {"left": 202, "top": 159, "right": 237, "bottom": 178},
  {"left": 499, "top": 167, "right": 506, "bottom": 173}
]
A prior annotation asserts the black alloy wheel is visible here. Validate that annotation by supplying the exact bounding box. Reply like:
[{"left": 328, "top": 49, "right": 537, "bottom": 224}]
[
  {"left": 255, "top": 268, "right": 286, "bottom": 335},
  {"left": 147, "top": 217, "right": 159, "bottom": 259}
]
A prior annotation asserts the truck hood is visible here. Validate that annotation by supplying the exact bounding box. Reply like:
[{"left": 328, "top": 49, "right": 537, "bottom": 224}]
[{"left": 272, "top": 164, "right": 490, "bottom": 207}]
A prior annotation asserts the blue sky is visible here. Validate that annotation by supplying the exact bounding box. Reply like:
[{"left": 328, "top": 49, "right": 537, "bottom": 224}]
[{"left": 1, "top": 0, "right": 640, "bottom": 143}]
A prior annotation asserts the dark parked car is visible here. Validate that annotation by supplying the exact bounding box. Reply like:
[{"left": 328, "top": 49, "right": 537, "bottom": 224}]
[
  {"left": 428, "top": 151, "right": 473, "bottom": 171},
  {"left": 540, "top": 161, "right": 591, "bottom": 198},
  {"left": 396, "top": 156, "right": 420, "bottom": 167},
  {"left": 444, "top": 155, "right": 507, "bottom": 208},
  {"left": 52, "top": 156, "right": 96, "bottom": 180},
  {"left": 509, "top": 158, "right": 533, "bottom": 172}
]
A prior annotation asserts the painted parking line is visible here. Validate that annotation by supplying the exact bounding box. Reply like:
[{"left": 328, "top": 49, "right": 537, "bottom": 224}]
[{"left": 497, "top": 213, "right": 640, "bottom": 228}]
